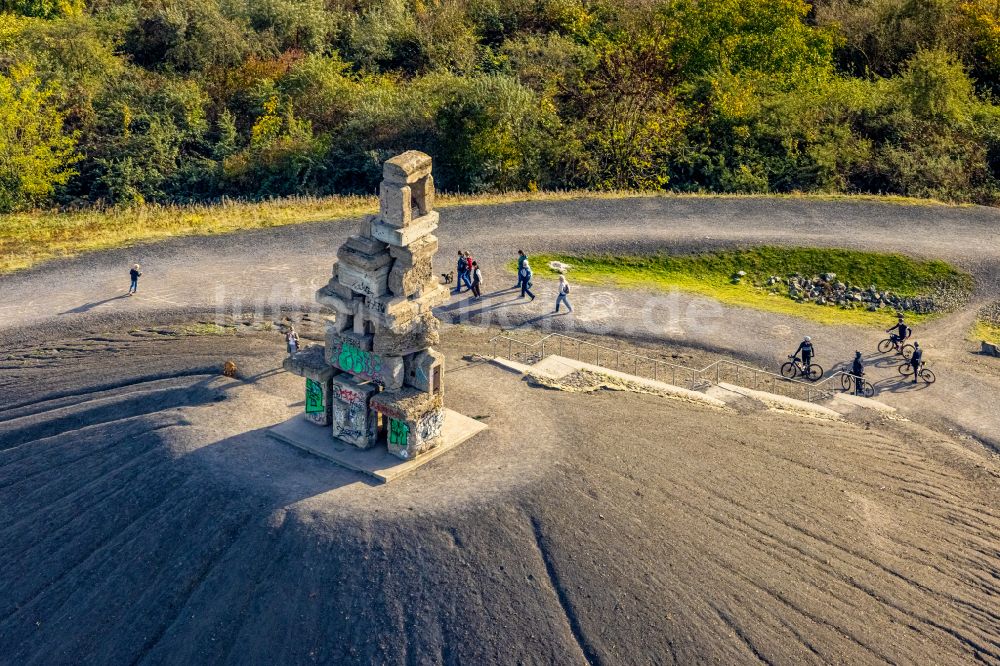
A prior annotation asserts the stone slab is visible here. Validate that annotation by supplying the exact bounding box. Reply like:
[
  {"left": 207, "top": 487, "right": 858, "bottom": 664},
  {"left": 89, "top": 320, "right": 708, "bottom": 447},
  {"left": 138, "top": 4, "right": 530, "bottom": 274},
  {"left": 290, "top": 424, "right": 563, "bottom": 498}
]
[
  {"left": 316, "top": 285, "right": 356, "bottom": 315},
  {"left": 383, "top": 150, "right": 432, "bottom": 184},
  {"left": 268, "top": 409, "right": 487, "bottom": 483},
  {"left": 388, "top": 234, "right": 438, "bottom": 269},
  {"left": 338, "top": 261, "right": 390, "bottom": 299},
  {"left": 371, "top": 212, "right": 438, "bottom": 247},
  {"left": 388, "top": 255, "right": 434, "bottom": 297},
  {"left": 337, "top": 240, "right": 392, "bottom": 273},
  {"left": 282, "top": 345, "right": 335, "bottom": 380},
  {"left": 372, "top": 313, "right": 439, "bottom": 356},
  {"left": 379, "top": 182, "right": 412, "bottom": 227}
]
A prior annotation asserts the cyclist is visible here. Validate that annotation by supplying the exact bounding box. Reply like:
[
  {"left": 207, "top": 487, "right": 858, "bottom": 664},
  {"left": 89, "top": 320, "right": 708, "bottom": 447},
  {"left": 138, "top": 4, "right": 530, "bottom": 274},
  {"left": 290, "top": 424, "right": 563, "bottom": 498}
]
[
  {"left": 794, "top": 336, "right": 815, "bottom": 371},
  {"left": 850, "top": 351, "right": 866, "bottom": 395},
  {"left": 887, "top": 314, "right": 911, "bottom": 345},
  {"left": 909, "top": 342, "right": 924, "bottom": 384}
]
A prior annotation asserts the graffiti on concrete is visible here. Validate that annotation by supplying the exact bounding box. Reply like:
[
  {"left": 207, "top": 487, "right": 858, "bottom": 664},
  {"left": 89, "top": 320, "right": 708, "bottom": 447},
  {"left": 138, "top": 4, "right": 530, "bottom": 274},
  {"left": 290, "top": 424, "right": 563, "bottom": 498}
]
[
  {"left": 388, "top": 418, "right": 409, "bottom": 447},
  {"left": 337, "top": 341, "right": 384, "bottom": 380},
  {"left": 338, "top": 386, "right": 364, "bottom": 404},
  {"left": 305, "top": 378, "right": 324, "bottom": 414},
  {"left": 416, "top": 410, "right": 444, "bottom": 442}
]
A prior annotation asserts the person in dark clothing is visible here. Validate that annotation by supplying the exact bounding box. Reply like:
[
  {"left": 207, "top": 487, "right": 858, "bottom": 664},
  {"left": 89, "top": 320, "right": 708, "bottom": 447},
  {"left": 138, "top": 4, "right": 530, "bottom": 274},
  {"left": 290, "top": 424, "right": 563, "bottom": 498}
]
[
  {"left": 513, "top": 250, "right": 527, "bottom": 290},
  {"left": 470, "top": 261, "right": 482, "bottom": 298},
  {"left": 454, "top": 250, "right": 472, "bottom": 294},
  {"left": 887, "top": 315, "right": 911, "bottom": 345},
  {"left": 519, "top": 261, "right": 535, "bottom": 300},
  {"left": 129, "top": 264, "right": 142, "bottom": 295},
  {"left": 909, "top": 342, "right": 924, "bottom": 383},
  {"left": 850, "top": 351, "right": 865, "bottom": 395},
  {"left": 794, "top": 336, "right": 814, "bottom": 369}
]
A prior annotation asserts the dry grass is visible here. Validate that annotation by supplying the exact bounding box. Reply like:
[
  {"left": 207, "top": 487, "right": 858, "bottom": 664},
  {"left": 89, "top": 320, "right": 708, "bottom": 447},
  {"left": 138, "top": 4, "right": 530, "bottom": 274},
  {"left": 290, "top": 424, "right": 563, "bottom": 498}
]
[{"left": 0, "top": 190, "right": 968, "bottom": 275}]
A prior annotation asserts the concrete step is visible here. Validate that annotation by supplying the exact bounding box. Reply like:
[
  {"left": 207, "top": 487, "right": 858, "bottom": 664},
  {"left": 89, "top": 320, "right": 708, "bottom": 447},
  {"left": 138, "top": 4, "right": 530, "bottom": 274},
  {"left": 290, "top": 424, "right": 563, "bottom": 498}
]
[
  {"left": 715, "top": 382, "right": 842, "bottom": 420},
  {"left": 829, "top": 392, "right": 898, "bottom": 415},
  {"left": 492, "top": 355, "right": 726, "bottom": 408}
]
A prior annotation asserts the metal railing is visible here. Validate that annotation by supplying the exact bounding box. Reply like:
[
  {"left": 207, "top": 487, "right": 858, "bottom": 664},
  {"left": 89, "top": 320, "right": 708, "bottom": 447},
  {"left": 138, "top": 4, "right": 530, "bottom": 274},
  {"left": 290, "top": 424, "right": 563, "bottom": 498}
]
[{"left": 488, "top": 331, "right": 856, "bottom": 404}]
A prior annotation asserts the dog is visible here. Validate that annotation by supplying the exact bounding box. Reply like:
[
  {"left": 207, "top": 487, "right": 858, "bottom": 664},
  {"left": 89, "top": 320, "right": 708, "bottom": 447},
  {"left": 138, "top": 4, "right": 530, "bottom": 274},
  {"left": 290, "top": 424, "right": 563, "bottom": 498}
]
[{"left": 441, "top": 271, "right": 454, "bottom": 285}]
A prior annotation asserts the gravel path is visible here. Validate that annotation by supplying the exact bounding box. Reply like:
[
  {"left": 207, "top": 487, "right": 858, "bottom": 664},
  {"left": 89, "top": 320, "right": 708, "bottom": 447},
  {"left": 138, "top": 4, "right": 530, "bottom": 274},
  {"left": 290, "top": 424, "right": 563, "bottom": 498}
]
[{"left": 3, "top": 196, "right": 997, "bottom": 448}]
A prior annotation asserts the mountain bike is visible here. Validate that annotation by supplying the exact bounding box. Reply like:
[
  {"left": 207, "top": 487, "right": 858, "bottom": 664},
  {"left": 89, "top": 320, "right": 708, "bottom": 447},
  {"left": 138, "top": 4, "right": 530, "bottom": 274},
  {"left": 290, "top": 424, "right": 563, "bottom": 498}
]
[
  {"left": 897, "top": 360, "right": 936, "bottom": 385},
  {"left": 877, "top": 335, "right": 915, "bottom": 359},
  {"left": 781, "top": 355, "right": 824, "bottom": 381},
  {"left": 840, "top": 372, "right": 875, "bottom": 398}
]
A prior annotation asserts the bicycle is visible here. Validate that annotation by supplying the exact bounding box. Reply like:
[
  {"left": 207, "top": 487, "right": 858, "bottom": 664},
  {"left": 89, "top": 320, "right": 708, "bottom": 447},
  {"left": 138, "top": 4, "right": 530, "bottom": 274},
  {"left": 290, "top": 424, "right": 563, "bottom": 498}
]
[
  {"left": 840, "top": 372, "right": 875, "bottom": 398},
  {"left": 781, "top": 355, "right": 824, "bottom": 381},
  {"left": 897, "top": 360, "right": 936, "bottom": 385},
  {"left": 877, "top": 335, "right": 915, "bottom": 359}
]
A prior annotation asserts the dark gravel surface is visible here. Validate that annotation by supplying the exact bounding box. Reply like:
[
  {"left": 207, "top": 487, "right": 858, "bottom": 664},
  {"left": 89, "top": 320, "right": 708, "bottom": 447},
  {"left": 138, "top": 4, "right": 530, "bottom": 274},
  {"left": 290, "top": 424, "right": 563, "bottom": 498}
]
[
  {"left": 2, "top": 198, "right": 1000, "bottom": 663},
  {"left": 2, "top": 324, "right": 999, "bottom": 665}
]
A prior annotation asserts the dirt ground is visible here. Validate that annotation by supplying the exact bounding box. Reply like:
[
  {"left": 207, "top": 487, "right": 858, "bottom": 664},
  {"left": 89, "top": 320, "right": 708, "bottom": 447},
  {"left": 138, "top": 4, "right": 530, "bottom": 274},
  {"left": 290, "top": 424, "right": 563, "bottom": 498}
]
[{"left": 1, "top": 319, "right": 998, "bottom": 665}]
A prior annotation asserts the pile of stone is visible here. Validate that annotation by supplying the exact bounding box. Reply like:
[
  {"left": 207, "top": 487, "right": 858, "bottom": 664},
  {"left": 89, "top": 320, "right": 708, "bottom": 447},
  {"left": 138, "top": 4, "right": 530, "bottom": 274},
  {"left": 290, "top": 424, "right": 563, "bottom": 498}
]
[
  {"left": 759, "top": 273, "right": 939, "bottom": 313},
  {"left": 283, "top": 151, "right": 449, "bottom": 460}
]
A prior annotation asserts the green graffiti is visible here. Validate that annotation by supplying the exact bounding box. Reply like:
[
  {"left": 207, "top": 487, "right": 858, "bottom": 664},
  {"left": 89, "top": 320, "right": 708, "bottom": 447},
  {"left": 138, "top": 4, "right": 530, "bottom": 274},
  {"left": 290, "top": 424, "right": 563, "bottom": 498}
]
[
  {"left": 338, "top": 341, "right": 383, "bottom": 378},
  {"left": 388, "top": 418, "right": 409, "bottom": 447},
  {"left": 305, "top": 378, "right": 324, "bottom": 413}
]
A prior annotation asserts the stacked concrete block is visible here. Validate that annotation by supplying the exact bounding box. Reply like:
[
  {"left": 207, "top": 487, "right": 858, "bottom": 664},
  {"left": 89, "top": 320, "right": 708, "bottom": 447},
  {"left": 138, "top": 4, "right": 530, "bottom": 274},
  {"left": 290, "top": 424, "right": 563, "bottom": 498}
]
[
  {"left": 370, "top": 388, "right": 445, "bottom": 460},
  {"left": 330, "top": 375, "right": 380, "bottom": 448},
  {"left": 304, "top": 150, "right": 447, "bottom": 457},
  {"left": 282, "top": 345, "right": 339, "bottom": 426}
]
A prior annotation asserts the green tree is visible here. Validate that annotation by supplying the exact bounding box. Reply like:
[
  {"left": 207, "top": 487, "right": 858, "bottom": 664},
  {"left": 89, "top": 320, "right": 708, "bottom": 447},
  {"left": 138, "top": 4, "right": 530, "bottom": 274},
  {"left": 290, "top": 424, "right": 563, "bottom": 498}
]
[
  {"left": 0, "top": 65, "right": 78, "bottom": 212},
  {"left": 896, "top": 48, "right": 974, "bottom": 122},
  {"left": 0, "top": 0, "right": 83, "bottom": 19}
]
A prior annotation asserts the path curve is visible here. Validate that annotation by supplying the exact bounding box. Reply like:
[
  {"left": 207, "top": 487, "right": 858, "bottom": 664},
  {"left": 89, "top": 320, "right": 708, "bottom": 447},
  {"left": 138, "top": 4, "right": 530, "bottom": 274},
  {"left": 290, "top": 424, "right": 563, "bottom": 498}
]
[{"left": 3, "top": 196, "right": 999, "bottom": 449}]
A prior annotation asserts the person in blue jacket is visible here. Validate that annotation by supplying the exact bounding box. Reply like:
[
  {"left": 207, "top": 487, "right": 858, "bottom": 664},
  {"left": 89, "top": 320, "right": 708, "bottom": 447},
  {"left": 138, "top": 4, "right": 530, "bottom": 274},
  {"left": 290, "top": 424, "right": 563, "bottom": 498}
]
[{"left": 519, "top": 261, "right": 535, "bottom": 300}]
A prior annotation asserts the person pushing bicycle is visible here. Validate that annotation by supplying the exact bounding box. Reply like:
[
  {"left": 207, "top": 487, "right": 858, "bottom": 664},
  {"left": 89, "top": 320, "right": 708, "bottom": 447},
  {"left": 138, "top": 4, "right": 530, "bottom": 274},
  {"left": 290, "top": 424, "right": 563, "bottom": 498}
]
[
  {"left": 909, "top": 342, "right": 924, "bottom": 384},
  {"left": 794, "top": 336, "right": 815, "bottom": 369},
  {"left": 850, "top": 351, "right": 865, "bottom": 395},
  {"left": 887, "top": 314, "right": 911, "bottom": 345}
]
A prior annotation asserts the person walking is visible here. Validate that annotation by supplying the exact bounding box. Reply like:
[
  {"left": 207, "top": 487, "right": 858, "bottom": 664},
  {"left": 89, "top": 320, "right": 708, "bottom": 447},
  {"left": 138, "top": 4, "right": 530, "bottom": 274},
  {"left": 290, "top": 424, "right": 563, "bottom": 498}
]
[
  {"left": 513, "top": 250, "right": 528, "bottom": 290},
  {"left": 470, "top": 261, "right": 483, "bottom": 298},
  {"left": 455, "top": 250, "right": 473, "bottom": 294},
  {"left": 285, "top": 326, "right": 299, "bottom": 355},
  {"left": 519, "top": 261, "right": 535, "bottom": 300},
  {"left": 555, "top": 274, "right": 572, "bottom": 313},
  {"left": 128, "top": 263, "right": 142, "bottom": 295}
]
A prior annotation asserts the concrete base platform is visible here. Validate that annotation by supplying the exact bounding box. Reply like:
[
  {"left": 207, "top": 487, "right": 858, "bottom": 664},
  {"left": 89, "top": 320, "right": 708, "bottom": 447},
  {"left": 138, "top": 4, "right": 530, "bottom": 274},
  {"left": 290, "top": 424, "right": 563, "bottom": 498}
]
[{"left": 268, "top": 409, "right": 487, "bottom": 483}]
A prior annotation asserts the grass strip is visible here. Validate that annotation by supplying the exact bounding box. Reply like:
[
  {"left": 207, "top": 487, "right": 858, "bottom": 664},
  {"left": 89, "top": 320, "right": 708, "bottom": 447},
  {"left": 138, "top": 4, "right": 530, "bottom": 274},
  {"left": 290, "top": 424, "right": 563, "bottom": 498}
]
[{"left": 522, "top": 248, "right": 972, "bottom": 326}]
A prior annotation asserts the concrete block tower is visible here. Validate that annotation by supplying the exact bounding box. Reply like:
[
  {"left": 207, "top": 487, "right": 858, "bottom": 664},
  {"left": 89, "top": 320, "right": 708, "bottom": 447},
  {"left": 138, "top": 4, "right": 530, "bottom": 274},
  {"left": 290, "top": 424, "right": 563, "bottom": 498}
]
[{"left": 286, "top": 151, "right": 448, "bottom": 460}]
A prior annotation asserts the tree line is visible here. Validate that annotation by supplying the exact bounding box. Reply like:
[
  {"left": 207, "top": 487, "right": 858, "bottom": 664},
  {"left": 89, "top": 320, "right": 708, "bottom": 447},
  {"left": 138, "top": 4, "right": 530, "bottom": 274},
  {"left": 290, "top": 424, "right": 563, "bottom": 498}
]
[{"left": 3, "top": 0, "right": 1000, "bottom": 212}]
